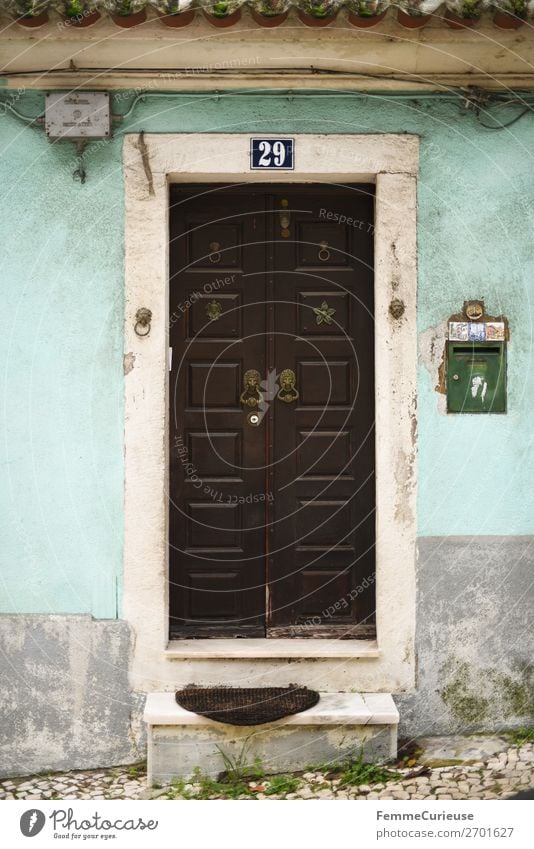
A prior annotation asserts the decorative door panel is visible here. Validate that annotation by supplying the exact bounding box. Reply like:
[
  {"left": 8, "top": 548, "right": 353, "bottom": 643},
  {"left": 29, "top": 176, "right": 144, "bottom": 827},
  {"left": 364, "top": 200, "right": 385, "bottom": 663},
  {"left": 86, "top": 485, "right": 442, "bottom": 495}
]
[
  {"left": 169, "top": 185, "right": 375, "bottom": 639},
  {"left": 187, "top": 221, "right": 244, "bottom": 270},
  {"left": 268, "top": 190, "right": 375, "bottom": 637},
  {"left": 186, "top": 292, "right": 242, "bottom": 340},
  {"left": 169, "top": 187, "right": 267, "bottom": 637},
  {"left": 297, "top": 291, "right": 351, "bottom": 336}
]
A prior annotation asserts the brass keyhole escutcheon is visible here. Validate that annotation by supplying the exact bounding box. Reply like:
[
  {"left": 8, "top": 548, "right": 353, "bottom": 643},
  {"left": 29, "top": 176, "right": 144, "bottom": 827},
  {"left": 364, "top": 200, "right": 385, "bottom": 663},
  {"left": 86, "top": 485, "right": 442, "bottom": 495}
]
[
  {"left": 277, "top": 369, "right": 299, "bottom": 404},
  {"left": 209, "top": 241, "right": 222, "bottom": 264},
  {"left": 240, "top": 369, "right": 264, "bottom": 409}
]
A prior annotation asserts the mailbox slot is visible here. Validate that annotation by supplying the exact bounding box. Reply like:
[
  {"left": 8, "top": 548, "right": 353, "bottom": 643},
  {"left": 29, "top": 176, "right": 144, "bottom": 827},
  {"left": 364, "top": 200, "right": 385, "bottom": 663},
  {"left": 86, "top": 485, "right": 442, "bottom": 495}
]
[{"left": 447, "top": 342, "right": 506, "bottom": 413}]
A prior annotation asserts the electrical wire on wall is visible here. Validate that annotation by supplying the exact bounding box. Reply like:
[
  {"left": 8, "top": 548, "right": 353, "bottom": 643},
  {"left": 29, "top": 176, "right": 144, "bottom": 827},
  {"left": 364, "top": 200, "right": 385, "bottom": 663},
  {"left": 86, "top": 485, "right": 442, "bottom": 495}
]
[
  {"left": 2, "top": 85, "right": 534, "bottom": 182},
  {"left": 458, "top": 87, "right": 534, "bottom": 129},
  {"left": 3, "top": 85, "right": 534, "bottom": 127},
  {"left": 109, "top": 86, "right": 534, "bottom": 131}
]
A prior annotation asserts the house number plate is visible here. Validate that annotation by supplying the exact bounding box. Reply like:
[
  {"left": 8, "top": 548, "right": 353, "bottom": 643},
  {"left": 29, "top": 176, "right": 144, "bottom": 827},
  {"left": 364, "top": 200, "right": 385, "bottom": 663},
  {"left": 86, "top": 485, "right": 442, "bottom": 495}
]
[{"left": 250, "top": 138, "right": 295, "bottom": 171}]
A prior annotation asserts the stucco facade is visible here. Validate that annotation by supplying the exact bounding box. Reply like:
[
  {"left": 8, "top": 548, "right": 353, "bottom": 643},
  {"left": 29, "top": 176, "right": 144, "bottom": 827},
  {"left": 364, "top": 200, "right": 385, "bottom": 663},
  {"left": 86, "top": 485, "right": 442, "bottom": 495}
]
[{"left": 1, "top": 11, "right": 533, "bottom": 774}]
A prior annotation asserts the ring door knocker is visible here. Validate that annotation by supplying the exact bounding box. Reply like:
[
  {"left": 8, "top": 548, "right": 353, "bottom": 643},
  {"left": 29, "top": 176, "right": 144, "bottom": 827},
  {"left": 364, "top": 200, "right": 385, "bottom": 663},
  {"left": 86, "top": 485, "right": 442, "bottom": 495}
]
[
  {"left": 134, "top": 307, "right": 152, "bottom": 337},
  {"left": 277, "top": 369, "right": 299, "bottom": 404},
  {"left": 240, "top": 369, "right": 264, "bottom": 409},
  {"left": 209, "top": 241, "right": 222, "bottom": 264},
  {"left": 318, "top": 240, "right": 330, "bottom": 262}
]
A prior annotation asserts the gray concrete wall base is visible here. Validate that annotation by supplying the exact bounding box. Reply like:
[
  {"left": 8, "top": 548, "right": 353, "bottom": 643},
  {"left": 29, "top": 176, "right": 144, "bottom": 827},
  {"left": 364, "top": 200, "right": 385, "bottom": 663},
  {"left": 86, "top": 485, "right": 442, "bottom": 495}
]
[
  {"left": 1, "top": 535, "right": 532, "bottom": 775},
  {"left": 0, "top": 615, "right": 144, "bottom": 778},
  {"left": 398, "top": 536, "right": 534, "bottom": 739},
  {"left": 149, "top": 724, "right": 396, "bottom": 785}
]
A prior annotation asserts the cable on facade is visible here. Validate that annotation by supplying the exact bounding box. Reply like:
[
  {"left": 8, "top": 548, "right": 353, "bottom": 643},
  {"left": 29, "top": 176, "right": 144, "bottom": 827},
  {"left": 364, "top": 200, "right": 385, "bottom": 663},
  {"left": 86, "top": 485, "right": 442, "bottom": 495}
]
[{"left": 3, "top": 87, "right": 534, "bottom": 134}]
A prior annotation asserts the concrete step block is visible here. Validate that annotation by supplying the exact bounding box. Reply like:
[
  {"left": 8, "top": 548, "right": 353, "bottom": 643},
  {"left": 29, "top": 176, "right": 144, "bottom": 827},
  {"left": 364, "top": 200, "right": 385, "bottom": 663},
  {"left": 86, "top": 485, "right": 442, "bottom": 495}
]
[{"left": 144, "top": 692, "right": 399, "bottom": 784}]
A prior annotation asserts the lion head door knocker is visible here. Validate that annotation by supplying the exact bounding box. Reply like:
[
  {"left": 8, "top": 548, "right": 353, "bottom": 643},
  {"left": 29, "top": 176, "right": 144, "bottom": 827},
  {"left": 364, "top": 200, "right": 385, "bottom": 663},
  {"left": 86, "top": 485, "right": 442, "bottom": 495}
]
[
  {"left": 134, "top": 307, "right": 152, "bottom": 337},
  {"left": 389, "top": 298, "right": 405, "bottom": 320},
  {"left": 206, "top": 300, "right": 222, "bottom": 321},
  {"left": 209, "top": 241, "right": 222, "bottom": 264},
  {"left": 277, "top": 369, "right": 299, "bottom": 404},
  {"left": 240, "top": 369, "right": 264, "bottom": 409}
]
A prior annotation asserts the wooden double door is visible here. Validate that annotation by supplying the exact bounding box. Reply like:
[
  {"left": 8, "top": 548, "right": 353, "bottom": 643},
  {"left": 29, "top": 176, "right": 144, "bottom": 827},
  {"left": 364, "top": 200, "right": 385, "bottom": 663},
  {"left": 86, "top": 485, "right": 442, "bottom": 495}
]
[{"left": 169, "top": 184, "right": 375, "bottom": 638}]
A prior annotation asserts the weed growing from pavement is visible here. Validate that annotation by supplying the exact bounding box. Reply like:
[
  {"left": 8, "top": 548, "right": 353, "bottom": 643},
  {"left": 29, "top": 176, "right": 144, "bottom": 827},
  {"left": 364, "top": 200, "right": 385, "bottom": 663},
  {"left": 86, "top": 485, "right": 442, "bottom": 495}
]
[
  {"left": 127, "top": 766, "right": 141, "bottom": 778},
  {"left": 163, "top": 764, "right": 302, "bottom": 800},
  {"left": 337, "top": 757, "right": 401, "bottom": 788},
  {"left": 264, "top": 775, "right": 300, "bottom": 795},
  {"left": 215, "top": 742, "right": 264, "bottom": 784},
  {"left": 304, "top": 752, "right": 402, "bottom": 788},
  {"left": 506, "top": 727, "right": 534, "bottom": 746}
]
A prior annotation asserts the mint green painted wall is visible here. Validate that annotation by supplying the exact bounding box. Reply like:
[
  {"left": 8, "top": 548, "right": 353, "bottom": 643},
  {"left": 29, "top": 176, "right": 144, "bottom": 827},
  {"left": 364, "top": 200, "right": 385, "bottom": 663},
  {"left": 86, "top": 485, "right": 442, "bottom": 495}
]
[
  {"left": 0, "top": 99, "right": 124, "bottom": 617},
  {"left": 1, "top": 91, "right": 533, "bottom": 616}
]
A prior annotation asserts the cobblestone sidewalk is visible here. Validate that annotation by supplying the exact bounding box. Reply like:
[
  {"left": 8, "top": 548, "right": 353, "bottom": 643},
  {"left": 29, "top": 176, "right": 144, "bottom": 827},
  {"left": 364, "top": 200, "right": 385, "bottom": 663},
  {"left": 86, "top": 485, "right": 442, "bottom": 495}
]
[{"left": 0, "top": 737, "right": 532, "bottom": 801}]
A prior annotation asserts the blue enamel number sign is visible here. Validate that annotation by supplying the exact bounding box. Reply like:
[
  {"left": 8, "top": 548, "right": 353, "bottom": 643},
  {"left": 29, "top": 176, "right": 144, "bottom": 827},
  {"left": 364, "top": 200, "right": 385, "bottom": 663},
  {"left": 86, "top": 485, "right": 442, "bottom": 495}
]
[{"left": 250, "top": 138, "right": 295, "bottom": 171}]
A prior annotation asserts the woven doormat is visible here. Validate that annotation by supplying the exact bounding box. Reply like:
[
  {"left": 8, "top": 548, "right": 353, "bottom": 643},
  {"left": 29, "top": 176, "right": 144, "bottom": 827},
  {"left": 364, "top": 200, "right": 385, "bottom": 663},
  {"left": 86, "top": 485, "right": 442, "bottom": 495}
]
[{"left": 175, "top": 685, "right": 320, "bottom": 726}]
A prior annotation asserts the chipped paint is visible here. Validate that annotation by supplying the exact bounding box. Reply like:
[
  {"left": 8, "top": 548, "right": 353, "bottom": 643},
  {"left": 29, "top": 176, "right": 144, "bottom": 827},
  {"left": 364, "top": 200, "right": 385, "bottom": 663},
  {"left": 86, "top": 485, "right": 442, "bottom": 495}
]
[
  {"left": 123, "top": 352, "right": 135, "bottom": 375},
  {"left": 419, "top": 320, "right": 448, "bottom": 411}
]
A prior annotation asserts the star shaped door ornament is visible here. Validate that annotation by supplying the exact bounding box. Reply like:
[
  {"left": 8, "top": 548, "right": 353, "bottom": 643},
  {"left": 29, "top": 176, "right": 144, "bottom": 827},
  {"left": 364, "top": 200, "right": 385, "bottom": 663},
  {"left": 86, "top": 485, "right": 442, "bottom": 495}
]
[{"left": 313, "top": 300, "right": 336, "bottom": 326}]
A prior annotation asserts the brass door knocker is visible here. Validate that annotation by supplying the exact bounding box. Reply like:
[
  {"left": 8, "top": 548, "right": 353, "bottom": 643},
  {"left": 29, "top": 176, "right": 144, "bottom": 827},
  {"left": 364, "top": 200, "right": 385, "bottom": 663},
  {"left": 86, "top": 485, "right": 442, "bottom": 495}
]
[
  {"left": 240, "top": 369, "right": 264, "bottom": 409},
  {"left": 277, "top": 369, "right": 299, "bottom": 404},
  {"left": 209, "top": 241, "right": 222, "bottom": 264},
  {"left": 206, "top": 300, "right": 222, "bottom": 321},
  {"left": 318, "top": 241, "right": 330, "bottom": 262},
  {"left": 134, "top": 307, "right": 152, "bottom": 337}
]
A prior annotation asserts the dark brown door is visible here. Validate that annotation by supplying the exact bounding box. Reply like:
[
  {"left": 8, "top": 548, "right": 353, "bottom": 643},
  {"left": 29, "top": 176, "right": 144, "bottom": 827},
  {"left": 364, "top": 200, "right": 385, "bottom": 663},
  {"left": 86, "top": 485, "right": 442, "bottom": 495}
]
[{"left": 169, "top": 185, "right": 375, "bottom": 639}]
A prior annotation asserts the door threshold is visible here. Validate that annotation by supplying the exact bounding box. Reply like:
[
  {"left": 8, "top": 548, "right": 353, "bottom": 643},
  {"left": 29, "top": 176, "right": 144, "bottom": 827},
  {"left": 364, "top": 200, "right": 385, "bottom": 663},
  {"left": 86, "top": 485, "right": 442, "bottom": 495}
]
[{"left": 165, "top": 638, "right": 380, "bottom": 660}]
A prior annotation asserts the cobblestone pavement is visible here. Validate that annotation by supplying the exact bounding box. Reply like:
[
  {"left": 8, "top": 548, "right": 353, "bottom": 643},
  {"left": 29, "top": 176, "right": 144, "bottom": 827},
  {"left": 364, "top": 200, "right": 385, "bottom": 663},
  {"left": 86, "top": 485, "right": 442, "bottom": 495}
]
[{"left": 0, "top": 738, "right": 532, "bottom": 801}]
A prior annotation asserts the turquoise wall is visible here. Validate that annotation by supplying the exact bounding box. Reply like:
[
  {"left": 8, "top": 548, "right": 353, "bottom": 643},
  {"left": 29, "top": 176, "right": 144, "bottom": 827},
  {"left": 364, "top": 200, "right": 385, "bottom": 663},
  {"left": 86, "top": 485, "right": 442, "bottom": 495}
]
[
  {"left": 0, "top": 95, "right": 124, "bottom": 618},
  {"left": 1, "top": 91, "right": 533, "bottom": 616}
]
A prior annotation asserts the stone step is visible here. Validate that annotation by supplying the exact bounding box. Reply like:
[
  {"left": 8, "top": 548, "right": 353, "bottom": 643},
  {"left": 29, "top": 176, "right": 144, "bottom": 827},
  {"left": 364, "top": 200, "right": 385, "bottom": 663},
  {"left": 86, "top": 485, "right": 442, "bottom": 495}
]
[{"left": 144, "top": 692, "right": 399, "bottom": 784}]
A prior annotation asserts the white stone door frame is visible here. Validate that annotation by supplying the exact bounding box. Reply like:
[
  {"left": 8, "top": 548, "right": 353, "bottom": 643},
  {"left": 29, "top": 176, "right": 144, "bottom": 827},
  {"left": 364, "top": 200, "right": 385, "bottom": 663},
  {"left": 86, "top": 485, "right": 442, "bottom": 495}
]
[{"left": 123, "top": 134, "right": 418, "bottom": 693}]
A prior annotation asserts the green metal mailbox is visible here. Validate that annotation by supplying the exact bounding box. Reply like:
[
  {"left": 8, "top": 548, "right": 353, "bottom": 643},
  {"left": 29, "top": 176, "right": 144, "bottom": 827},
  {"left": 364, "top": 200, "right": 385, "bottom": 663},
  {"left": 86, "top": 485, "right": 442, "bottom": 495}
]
[{"left": 447, "top": 342, "right": 506, "bottom": 413}]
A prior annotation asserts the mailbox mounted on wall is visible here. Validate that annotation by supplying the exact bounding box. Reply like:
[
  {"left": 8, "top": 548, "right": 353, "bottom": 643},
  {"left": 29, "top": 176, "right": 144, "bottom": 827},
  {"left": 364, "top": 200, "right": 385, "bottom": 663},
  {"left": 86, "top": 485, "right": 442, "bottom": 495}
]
[{"left": 447, "top": 301, "right": 508, "bottom": 414}]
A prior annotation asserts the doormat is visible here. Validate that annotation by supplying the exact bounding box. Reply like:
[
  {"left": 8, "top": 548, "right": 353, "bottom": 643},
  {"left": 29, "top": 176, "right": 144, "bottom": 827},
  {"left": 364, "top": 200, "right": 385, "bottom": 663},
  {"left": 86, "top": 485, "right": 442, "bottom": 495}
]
[{"left": 175, "top": 685, "right": 320, "bottom": 726}]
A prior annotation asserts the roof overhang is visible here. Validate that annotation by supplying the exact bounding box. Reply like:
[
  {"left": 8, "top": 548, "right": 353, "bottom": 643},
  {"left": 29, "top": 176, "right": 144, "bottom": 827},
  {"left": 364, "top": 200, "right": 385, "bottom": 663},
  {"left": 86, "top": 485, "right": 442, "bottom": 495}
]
[{"left": 2, "top": 10, "right": 534, "bottom": 91}]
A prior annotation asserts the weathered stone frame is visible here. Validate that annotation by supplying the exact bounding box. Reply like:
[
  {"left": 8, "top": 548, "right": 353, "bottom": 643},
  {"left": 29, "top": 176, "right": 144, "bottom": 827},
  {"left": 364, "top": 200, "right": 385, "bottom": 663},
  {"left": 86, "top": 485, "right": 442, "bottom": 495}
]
[{"left": 123, "top": 133, "right": 418, "bottom": 693}]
